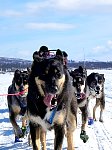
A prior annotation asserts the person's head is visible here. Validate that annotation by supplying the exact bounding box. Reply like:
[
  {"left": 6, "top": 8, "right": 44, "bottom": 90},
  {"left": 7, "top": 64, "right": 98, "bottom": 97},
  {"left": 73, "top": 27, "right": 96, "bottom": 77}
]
[
  {"left": 39, "top": 46, "right": 49, "bottom": 58},
  {"left": 63, "top": 51, "right": 68, "bottom": 58},
  {"left": 33, "top": 51, "right": 39, "bottom": 59},
  {"left": 62, "top": 51, "right": 68, "bottom": 66}
]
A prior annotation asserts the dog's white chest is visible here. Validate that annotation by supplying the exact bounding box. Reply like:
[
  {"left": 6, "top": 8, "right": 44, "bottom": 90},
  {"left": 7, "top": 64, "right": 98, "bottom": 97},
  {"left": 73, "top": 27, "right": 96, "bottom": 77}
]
[
  {"left": 28, "top": 110, "right": 52, "bottom": 131},
  {"left": 89, "top": 90, "right": 96, "bottom": 98},
  {"left": 29, "top": 108, "right": 65, "bottom": 131}
]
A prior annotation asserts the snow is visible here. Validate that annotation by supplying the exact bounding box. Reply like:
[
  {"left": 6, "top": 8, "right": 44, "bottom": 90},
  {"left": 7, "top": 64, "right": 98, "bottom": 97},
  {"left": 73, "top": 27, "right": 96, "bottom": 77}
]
[{"left": 0, "top": 70, "right": 112, "bottom": 150}]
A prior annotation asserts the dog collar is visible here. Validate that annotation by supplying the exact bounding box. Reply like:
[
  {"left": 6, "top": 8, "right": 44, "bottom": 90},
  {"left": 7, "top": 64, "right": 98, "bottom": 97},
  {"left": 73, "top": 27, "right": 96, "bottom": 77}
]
[
  {"left": 47, "top": 106, "right": 58, "bottom": 124},
  {"left": 46, "top": 102, "right": 65, "bottom": 124}
]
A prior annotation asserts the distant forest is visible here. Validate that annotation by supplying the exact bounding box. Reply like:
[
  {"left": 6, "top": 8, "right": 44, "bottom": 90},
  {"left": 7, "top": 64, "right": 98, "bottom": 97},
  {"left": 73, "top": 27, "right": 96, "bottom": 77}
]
[
  {"left": 68, "top": 60, "right": 112, "bottom": 69},
  {"left": 0, "top": 57, "right": 112, "bottom": 73}
]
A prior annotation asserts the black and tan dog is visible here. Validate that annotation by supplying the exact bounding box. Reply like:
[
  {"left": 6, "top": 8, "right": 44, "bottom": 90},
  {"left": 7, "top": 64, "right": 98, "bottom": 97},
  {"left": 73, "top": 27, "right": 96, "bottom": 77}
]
[
  {"left": 86, "top": 72, "right": 105, "bottom": 123},
  {"left": 70, "top": 66, "right": 89, "bottom": 143},
  {"left": 27, "top": 49, "right": 77, "bottom": 150},
  {"left": 7, "top": 69, "right": 29, "bottom": 142}
]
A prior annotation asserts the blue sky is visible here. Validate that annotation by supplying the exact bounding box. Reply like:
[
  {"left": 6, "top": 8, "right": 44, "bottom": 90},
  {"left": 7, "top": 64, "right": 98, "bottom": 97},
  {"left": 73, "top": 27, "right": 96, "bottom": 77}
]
[{"left": 0, "top": 0, "right": 112, "bottom": 61}]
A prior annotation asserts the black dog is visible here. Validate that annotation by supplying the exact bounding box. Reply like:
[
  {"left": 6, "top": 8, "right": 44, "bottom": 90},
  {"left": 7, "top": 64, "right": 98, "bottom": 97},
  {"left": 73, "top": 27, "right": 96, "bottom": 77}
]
[
  {"left": 7, "top": 69, "right": 29, "bottom": 142},
  {"left": 70, "top": 66, "right": 89, "bottom": 143},
  {"left": 27, "top": 49, "right": 77, "bottom": 150},
  {"left": 86, "top": 72, "right": 105, "bottom": 123}
]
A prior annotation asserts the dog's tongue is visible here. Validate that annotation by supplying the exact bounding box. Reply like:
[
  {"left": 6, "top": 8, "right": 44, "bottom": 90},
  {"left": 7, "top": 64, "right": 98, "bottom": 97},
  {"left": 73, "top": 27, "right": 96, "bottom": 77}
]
[
  {"left": 43, "top": 93, "right": 55, "bottom": 108},
  {"left": 80, "top": 93, "right": 86, "bottom": 99}
]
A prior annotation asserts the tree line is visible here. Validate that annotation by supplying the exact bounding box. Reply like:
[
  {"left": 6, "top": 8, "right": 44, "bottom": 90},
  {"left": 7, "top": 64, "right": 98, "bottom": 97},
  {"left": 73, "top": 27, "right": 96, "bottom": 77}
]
[{"left": 0, "top": 57, "right": 112, "bottom": 73}]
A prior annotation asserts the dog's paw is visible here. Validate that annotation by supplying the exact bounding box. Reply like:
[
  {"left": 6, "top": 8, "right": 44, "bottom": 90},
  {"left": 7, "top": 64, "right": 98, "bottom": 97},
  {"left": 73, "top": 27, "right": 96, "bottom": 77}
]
[
  {"left": 93, "top": 118, "right": 97, "bottom": 121},
  {"left": 15, "top": 136, "right": 23, "bottom": 143},
  {"left": 16, "top": 127, "right": 23, "bottom": 138},
  {"left": 88, "top": 118, "right": 94, "bottom": 125},
  {"left": 80, "top": 130, "right": 89, "bottom": 143},
  {"left": 99, "top": 119, "right": 104, "bottom": 123},
  {"left": 21, "top": 126, "right": 27, "bottom": 136}
]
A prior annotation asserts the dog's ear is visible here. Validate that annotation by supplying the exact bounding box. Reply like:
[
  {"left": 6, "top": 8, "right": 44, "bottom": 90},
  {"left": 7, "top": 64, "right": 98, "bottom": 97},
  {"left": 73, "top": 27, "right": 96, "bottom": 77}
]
[
  {"left": 63, "top": 51, "right": 68, "bottom": 57},
  {"left": 78, "top": 66, "right": 84, "bottom": 74},
  {"left": 14, "top": 69, "right": 21, "bottom": 76},
  {"left": 56, "top": 49, "right": 63, "bottom": 56},
  {"left": 33, "top": 51, "right": 43, "bottom": 62},
  {"left": 69, "top": 70, "right": 74, "bottom": 77},
  {"left": 100, "top": 74, "right": 105, "bottom": 82},
  {"left": 12, "top": 69, "right": 21, "bottom": 84},
  {"left": 27, "top": 67, "right": 31, "bottom": 74},
  {"left": 33, "top": 51, "right": 38, "bottom": 60},
  {"left": 55, "top": 49, "right": 64, "bottom": 63}
]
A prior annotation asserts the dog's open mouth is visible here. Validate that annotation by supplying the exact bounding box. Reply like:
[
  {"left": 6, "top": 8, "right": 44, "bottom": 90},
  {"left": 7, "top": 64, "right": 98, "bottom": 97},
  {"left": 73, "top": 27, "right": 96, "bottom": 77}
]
[
  {"left": 43, "top": 93, "right": 57, "bottom": 108},
  {"left": 76, "top": 92, "right": 86, "bottom": 100}
]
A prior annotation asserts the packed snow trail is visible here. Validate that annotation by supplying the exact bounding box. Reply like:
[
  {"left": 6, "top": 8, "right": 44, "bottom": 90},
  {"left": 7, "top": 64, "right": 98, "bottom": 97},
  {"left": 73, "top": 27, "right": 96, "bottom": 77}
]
[{"left": 0, "top": 70, "right": 112, "bottom": 150}]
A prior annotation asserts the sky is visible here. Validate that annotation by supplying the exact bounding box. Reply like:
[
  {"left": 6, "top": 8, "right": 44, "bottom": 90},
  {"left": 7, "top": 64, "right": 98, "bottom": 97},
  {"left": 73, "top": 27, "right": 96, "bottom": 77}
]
[
  {"left": 0, "top": 69, "right": 112, "bottom": 149},
  {"left": 1, "top": 0, "right": 112, "bottom": 61}
]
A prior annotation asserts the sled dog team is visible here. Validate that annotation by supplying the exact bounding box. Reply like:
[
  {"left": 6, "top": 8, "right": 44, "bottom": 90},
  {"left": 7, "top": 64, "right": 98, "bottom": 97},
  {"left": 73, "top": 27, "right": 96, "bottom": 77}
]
[{"left": 7, "top": 46, "right": 105, "bottom": 150}]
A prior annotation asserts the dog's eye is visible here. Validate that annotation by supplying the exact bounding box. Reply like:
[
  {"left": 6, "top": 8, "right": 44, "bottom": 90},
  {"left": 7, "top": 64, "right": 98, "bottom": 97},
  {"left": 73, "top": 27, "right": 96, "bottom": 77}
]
[
  {"left": 45, "top": 70, "right": 48, "bottom": 74},
  {"left": 55, "top": 70, "right": 62, "bottom": 78},
  {"left": 56, "top": 72, "right": 61, "bottom": 78},
  {"left": 83, "top": 74, "right": 86, "bottom": 78},
  {"left": 98, "top": 80, "right": 102, "bottom": 84},
  {"left": 39, "top": 72, "right": 47, "bottom": 80},
  {"left": 17, "top": 79, "right": 21, "bottom": 83},
  {"left": 73, "top": 79, "right": 76, "bottom": 82},
  {"left": 16, "top": 79, "right": 22, "bottom": 86},
  {"left": 92, "top": 81, "right": 95, "bottom": 84},
  {"left": 91, "top": 81, "right": 96, "bottom": 87},
  {"left": 78, "top": 78, "right": 81, "bottom": 82},
  {"left": 42, "top": 73, "right": 46, "bottom": 76},
  {"left": 40, "top": 73, "right": 46, "bottom": 79},
  {"left": 23, "top": 80, "right": 28, "bottom": 84}
]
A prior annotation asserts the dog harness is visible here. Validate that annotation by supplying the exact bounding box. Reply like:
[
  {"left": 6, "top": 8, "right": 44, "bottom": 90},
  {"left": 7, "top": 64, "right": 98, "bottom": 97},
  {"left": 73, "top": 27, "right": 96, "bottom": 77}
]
[
  {"left": 47, "top": 106, "right": 58, "bottom": 124},
  {"left": 8, "top": 84, "right": 27, "bottom": 116}
]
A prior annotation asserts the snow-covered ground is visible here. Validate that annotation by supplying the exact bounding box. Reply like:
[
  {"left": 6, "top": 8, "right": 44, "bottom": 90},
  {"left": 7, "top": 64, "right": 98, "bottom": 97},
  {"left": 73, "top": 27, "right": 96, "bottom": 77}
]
[{"left": 0, "top": 69, "right": 112, "bottom": 150}]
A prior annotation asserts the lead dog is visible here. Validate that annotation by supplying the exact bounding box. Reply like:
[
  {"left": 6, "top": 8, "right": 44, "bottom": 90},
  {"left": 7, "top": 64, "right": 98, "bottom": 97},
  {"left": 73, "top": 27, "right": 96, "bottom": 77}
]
[
  {"left": 7, "top": 69, "right": 29, "bottom": 142},
  {"left": 70, "top": 66, "right": 89, "bottom": 143},
  {"left": 27, "top": 49, "right": 77, "bottom": 150},
  {"left": 86, "top": 72, "right": 105, "bottom": 123}
]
